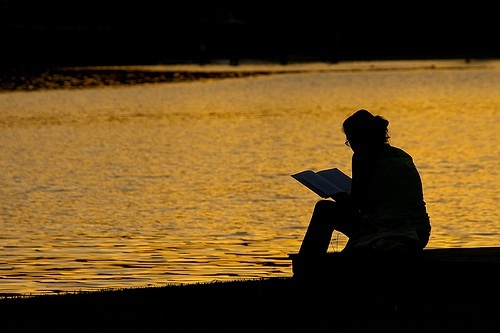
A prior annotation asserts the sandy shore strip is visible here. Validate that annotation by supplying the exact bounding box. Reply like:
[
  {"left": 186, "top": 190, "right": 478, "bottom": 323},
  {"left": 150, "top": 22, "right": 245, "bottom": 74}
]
[
  {"left": 0, "top": 67, "right": 280, "bottom": 92},
  {"left": 1, "top": 58, "right": 490, "bottom": 93}
]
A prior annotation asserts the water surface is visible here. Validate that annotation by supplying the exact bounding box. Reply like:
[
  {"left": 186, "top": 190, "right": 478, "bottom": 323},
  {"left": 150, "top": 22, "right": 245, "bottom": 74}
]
[{"left": 0, "top": 59, "right": 498, "bottom": 295}]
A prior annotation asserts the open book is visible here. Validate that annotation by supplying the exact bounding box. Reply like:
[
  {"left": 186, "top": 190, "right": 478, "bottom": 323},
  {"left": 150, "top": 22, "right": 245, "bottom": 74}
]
[{"left": 291, "top": 168, "right": 352, "bottom": 198}]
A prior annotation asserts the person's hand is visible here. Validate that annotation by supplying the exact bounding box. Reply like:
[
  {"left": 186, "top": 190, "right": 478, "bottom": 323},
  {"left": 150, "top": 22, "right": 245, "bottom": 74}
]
[
  {"left": 331, "top": 191, "right": 349, "bottom": 202},
  {"left": 332, "top": 192, "right": 357, "bottom": 215}
]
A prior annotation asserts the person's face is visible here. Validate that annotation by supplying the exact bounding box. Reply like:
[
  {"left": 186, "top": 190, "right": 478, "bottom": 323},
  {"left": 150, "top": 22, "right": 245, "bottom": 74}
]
[
  {"left": 344, "top": 138, "right": 358, "bottom": 152},
  {"left": 345, "top": 138, "right": 368, "bottom": 154}
]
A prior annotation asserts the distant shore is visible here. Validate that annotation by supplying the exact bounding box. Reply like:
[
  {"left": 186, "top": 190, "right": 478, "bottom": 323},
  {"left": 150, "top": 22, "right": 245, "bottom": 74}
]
[
  {"left": 1, "top": 57, "right": 491, "bottom": 93},
  {"left": 0, "top": 66, "right": 278, "bottom": 93}
]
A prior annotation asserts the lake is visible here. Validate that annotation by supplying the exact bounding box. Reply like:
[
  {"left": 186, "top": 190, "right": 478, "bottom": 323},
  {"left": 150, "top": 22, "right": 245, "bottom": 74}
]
[{"left": 0, "top": 59, "right": 498, "bottom": 295}]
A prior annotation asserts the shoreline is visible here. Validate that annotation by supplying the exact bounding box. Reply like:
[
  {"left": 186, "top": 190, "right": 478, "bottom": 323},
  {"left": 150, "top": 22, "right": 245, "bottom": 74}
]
[
  {"left": 1, "top": 275, "right": 498, "bottom": 332},
  {"left": 2, "top": 247, "right": 499, "bottom": 332}
]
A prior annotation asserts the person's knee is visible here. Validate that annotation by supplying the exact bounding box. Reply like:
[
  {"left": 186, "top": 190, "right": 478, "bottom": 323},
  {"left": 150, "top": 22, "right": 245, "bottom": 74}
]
[
  {"left": 313, "top": 200, "right": 337, "bottom": 223},
  {"left": 314, "top": 200, "right": 336, "bottom": 211}
]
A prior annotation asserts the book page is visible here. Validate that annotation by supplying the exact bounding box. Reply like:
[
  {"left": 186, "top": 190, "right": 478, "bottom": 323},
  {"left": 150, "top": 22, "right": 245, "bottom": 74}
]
[
  {"left": 316, "top": 168, "right": 352, "bottom": 194},
  {"left": 291, "top": 170, "right": 345, "bottom": 198}
]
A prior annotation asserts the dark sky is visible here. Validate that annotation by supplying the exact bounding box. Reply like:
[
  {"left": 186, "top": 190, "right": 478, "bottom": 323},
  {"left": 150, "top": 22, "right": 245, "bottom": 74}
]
[{"left": 2, "top": 1, "right": 498, "bottom": 67}]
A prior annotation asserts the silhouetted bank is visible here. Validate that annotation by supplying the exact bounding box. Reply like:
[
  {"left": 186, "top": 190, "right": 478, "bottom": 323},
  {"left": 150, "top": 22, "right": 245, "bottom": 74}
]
[{"left": 1, "top": 247, "right": 499, "bottom": 332}]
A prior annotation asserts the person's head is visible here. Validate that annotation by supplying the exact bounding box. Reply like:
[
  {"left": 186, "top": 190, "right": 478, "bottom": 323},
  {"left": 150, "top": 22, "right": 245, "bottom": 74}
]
[{"left": 342, "top": 109, "right": 390, "bottom": 151}]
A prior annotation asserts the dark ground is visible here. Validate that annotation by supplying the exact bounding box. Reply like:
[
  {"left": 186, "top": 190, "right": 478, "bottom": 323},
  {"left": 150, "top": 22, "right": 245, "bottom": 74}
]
[
  {"left": 1, "top": 248, "right": 499, "bottom": 333},
  {"left": 1, "top": 276, "right": 498, "bottom": 333}
]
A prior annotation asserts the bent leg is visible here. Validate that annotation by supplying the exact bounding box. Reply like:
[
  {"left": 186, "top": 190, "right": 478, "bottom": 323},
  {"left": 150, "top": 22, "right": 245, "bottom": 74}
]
[{"left": 298, "top": 200, "right": 337, "bottom": 256}]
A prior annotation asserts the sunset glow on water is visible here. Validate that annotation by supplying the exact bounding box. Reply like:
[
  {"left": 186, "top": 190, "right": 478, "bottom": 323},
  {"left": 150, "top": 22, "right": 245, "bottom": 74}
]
[{"left": 0, "top": 59, "right": 498, "bottom": 295}]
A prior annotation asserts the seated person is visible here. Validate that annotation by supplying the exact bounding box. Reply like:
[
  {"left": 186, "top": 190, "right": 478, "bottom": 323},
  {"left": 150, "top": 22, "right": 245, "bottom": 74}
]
[{"left": 298, "top": 109, "right": 431, "bottom": 256}]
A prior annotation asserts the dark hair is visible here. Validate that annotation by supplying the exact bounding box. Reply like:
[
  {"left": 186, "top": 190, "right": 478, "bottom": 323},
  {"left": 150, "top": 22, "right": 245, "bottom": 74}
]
[{"left": 342, "top": 109, "right": 390, "bottom": 144}]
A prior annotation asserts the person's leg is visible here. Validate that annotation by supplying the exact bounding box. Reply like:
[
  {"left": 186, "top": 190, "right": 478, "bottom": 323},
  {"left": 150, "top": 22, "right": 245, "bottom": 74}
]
[
  {"left": 415, "top": 226, "right": 431, "bottom": 249},
  {"left": 298, "top": 200, "right": 337, "bottom": 255}
]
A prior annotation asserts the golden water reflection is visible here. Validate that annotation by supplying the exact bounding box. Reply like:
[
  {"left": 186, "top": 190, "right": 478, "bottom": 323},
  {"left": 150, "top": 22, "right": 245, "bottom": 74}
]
[{"left": 0, "top": 59, "right": 498, "bottom": 294}]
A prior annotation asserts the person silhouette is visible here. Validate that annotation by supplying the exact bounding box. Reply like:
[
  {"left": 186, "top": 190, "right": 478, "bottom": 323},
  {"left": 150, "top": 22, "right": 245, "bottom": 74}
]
[{"left": 298, "top": 109, "right": 431, "bottom": 256}]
